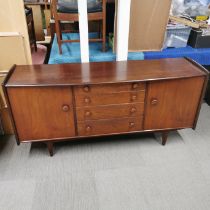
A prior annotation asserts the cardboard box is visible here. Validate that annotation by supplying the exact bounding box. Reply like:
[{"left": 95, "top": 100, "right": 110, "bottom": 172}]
[
  {"left": 0, "top": 0, "right": 31, "bottom": 135},
  {"left": 114, "top": 0, "right": 172, "bottom": 52},
  {"left": 0, "top": 34, "right": 29, "bottom": 70},
  {"left": 0, "top": 1, "right": 32, "bottom": 65},
  {"left": 129, "top": 0, "right": 171, "bottom": 51}
]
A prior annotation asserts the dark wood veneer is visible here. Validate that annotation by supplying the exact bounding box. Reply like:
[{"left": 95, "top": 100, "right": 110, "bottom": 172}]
[
  {"left": 2, "top": 58, "right": 208, "bottom": 156},
  {"left": 6, "top": 58, "right": 205, "bottom": 87},
  {"left": 185, "top": 58, "right": 210, "bottom": 129}
]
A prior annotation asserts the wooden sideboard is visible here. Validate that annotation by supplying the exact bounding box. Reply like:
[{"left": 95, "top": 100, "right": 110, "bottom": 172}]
[{"left": 2, "top": 58, "right": 208, "bottom": 156}]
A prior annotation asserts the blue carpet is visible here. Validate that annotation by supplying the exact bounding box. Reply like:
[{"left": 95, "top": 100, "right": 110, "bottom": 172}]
[
  {"left": 144, "top": 46, "right": 210, "bottom": 65},
  {"left": 48, "top": 33, "right": 144, "bottom": 64},
  {"left": 49, "top": 33, "right": 210, "bottom": 65}
]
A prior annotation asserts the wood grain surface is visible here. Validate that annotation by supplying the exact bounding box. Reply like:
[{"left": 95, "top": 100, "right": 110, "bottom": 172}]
[
  {"left": 7, "top": 87, "right": 75, "bottom": 141},
  {"left": 76, "top": 103, "right": 144, "bottom": 121},
  {"left": 144, "top": 77, "right": 205, "bottom": 130},
  {"left": 6, "top": 58, "right": 206, "bottom": 87},
  {"left": 74, "top": 82, "right": 145, "bottom": 95},
  {"left": 77, "top": 117, "right": 143, "bottom": 136},
  {"left": 75, "top": 91, "right": 145, "bottom": 107},
  {"left": 3, "top": 58, "right": 208, "bottom": 152}
]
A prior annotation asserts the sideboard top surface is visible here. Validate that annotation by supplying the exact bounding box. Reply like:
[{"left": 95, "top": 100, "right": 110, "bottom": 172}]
[{"left": 5, "top": 58, "right": 206, "bottom": 87}]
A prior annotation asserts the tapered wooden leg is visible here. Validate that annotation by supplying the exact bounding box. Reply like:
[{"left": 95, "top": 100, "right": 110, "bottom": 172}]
[
  {"left": 46, "top": 142, "right": 54, "bottom": 156},
  {"left": 98, "top": 21, "right": 101, "bottom": 38},
  {"left": 162, "top": 132, "right": 169, "bottom": 146},
  {"left": 55, "top": 20, "right": 62, "bottom": 54}
]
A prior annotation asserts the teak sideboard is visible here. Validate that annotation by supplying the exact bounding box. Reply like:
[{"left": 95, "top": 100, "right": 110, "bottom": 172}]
[{"left": 2, "top": 58, "right": 208, "bottom": 156}]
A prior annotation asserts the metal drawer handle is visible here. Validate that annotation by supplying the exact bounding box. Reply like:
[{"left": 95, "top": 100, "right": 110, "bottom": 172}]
[{"left": 62, "top": 105, "right": 70, "bottom": 112}]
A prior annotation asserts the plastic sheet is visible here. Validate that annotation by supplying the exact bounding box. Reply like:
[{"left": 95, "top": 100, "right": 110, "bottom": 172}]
[
  {"left": 172, "top": 0, "right": 210, "bottom": 16},
  {"left": 164, "top": 27, "right": 191, "bottom": 48}
]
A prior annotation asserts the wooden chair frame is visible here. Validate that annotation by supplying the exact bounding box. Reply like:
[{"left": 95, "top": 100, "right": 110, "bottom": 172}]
[
  {"left": 25, "top": 5, "right": 37, "bottom": 52},
  {"left": 51, "top": 0, "right": 106, "bottom": 54}
]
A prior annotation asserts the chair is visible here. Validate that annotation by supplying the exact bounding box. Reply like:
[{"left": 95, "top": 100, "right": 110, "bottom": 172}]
[
  {"left": 51, "top": 0, "right": 106, "bottom": 54},
  {"left": 25, "top": 6, "right": 37, "bottom": 51}
]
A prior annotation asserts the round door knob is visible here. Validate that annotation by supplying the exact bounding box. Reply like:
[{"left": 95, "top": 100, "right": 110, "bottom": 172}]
[
  {"left": 83, "top": 86, "right": 90, "bottom": 92},
  {"left": 85, "top": 111, "right": 91, "bottom": 117},
  {"left": 132, "top": 83, "right": 138, "bottom": 89},
  {"left": 62, "top": 105, "right": 70, "bottom": 112},
  {"left": 86, "top": 125, "right": 91, "bottom": 132},
  {"left": 151, "top": 98, "right": 158, "bottom": 105},
  {"left": 129, "top": 122, "right": 135, "bottom": 128},
  {"left": 130, "top": 107, "right": 137, "bottom": 113},
  {"left": 131, "top": 95, "right": 137, "bottom": 101},
  {"left": 84, "top": 97, "right": 91, "bottom": 104}
]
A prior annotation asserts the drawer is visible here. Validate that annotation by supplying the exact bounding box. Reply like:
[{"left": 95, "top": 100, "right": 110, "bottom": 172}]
[
  {"left": 76, "top": 103, "right": 144, "bottom": 121},
  {"left": 74, "top": 82, "right": 145, "bottom": 95},
  {"left": 77, "top": 117, "right": 143, "bottom": 136},
  {"left": 75, "top": 91, "right": 145, "bottom": 107}
]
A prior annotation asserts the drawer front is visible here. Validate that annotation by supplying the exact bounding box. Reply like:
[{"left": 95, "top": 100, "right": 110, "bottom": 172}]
[
  {"left": 76, "top": 103, "right": 144, "bottom": 121},
  {"left": 78, "top": 117, "right": 143, "bottom": 136},
  {"left": 74, "top": 82, "right": 145, "bottom": 95},
  {"left": 75, "top": 91, "right": 145, "bottom": 107}
]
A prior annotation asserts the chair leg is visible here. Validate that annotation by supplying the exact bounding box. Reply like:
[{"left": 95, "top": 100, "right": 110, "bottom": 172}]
[
  {"left": 102, "top": 19, "right": 106, "bottom": 52},
  {"left": 102, "top": 21, "right": 106, "bottom": 52},
  {"left": 98, "top": 21, "right": 101, "bottom": 38},
  {"left": 59, "top": 21, "right": 63, "bottom": 40},
  {"left": 31, "top": 19, "right": 37, "bottom": 52},
  {"left": 55, "top": 19, "right": 62, "bottom": 54}
]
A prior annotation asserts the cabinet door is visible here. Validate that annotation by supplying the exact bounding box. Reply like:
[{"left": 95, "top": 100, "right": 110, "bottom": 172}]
[
  {"left": 144, "top": 77, "right": 204, "bottom": 130},
  {"left": 7, "top": 87, "right": 75, "bottom": 141}
]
